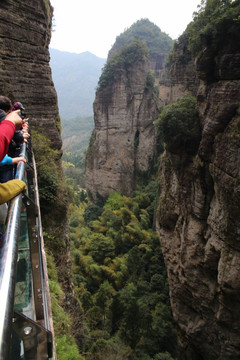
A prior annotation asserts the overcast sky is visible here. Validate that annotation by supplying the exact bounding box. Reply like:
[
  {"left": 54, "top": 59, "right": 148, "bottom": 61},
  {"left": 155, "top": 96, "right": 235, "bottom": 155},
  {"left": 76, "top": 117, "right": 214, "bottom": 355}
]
[{"left": 50, "top": 0, "right": 201, "bottom": 59}]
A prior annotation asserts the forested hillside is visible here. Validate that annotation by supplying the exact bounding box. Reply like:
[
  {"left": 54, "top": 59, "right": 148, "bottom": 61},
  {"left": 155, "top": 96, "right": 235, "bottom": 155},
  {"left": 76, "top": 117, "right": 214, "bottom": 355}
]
[{"left": 68, "top": 186, "right": 177, "bottom": 360}]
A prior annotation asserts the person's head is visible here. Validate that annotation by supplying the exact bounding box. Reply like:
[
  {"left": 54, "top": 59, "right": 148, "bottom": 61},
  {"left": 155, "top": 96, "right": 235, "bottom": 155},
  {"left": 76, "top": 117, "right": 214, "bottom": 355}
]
[
  {"left": 12, "top": 102, "right": 25, "bottom": 111},
  {"left": 12, "top": 102, "right": 26, "bottom": 119},
  {"left": 0, "top": 96, "right": 12, "bottom": 113}
]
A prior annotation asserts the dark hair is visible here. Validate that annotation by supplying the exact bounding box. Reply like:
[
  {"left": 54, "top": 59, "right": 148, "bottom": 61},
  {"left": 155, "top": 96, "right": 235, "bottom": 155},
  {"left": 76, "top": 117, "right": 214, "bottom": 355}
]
[{"left": 0, "top": 96, "right": 12, "bottom": 112}]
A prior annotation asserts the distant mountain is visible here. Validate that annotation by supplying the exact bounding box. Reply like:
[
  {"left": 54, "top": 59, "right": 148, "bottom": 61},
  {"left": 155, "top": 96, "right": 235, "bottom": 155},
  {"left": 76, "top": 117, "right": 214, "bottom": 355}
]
[
  {"left": 61, "top": 115, "right": 94, "bottom": 154},
  {"left": 50, "top": 49, "right": 106, "bottom": 119}
]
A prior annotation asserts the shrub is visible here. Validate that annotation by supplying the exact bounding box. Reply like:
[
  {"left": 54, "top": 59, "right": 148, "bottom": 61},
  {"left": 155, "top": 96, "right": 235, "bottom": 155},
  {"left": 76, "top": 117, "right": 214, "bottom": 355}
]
[
  {"left": 155, "top": 95, "right": 201, "bottom": 154},
  {"left": 55, "top": 335, "right": 82, "bottom": 360}
]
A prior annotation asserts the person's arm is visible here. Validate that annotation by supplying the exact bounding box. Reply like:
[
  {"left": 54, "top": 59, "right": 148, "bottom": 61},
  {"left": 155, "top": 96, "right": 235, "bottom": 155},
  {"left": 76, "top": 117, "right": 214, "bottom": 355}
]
[
  {"left": 0, "top": 179, "right": 27, "bottom": 204},
  {"left": 0, "top": 120, "right": 15, "bottom": 161},
  {"left": 0, "top": 111, "right": 24, "bottom": 161}
]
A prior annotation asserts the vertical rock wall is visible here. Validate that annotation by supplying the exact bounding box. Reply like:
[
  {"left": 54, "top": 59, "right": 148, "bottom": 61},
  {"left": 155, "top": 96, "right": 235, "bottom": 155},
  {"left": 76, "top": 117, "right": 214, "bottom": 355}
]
[
  {"left": 156, "top": 34, "right": 240, "bottom": 359},
  {"left": 0, "top": 0, "right": 61, "bottom": 150}
]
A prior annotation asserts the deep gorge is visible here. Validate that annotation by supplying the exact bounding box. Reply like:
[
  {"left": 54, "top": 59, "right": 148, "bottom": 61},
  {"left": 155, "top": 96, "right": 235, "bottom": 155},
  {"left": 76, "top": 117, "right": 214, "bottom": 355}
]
[{"left": 1, "top": 1, "right": 240, "bottom": 359}]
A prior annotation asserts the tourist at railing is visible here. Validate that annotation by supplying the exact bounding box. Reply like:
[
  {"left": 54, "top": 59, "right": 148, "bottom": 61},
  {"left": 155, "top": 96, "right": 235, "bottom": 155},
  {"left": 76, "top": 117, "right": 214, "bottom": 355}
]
[
  {"left": 0, "top": 110, "right": 23, "bottom": 159},
  {"left": 0, "top": 108, "right": 27, "bottom": 233},
  {"left": 0, "top": 97, "right": 29, "bottom": 182}
]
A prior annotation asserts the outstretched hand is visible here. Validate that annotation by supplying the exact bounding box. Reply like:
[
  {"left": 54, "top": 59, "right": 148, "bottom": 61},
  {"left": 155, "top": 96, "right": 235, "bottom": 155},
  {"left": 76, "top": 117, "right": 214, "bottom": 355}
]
[{"left": 5, "top": 110, "right": 24, "bottom": 130}]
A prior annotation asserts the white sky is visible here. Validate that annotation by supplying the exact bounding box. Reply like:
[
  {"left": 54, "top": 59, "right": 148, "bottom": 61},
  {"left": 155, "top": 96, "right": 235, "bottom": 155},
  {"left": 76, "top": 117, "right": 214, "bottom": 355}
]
[{"left": 50, "top": 0, "right": 201, "bottom": 59}]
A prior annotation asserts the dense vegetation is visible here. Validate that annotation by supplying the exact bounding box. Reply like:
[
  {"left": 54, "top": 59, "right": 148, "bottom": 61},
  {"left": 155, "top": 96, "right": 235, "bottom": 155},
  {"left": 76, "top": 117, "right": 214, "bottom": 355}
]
[
  {"left": 69, "top": 186, "right": 177, "bottom": 360},
  {"left": 97, "top": 39, "right": 149, "bottom": 92},
  {"left": 109, "top": 19, "right": 173, "bottom": 57},
  {"left": 183, "top": 0, "right": 240, "bottom": 55},
  {"left": 31, "top": 130, "right": 63, "bottom": 213},
  {"left": 155, "top": 95, "right": 201, "bottom": 154}
]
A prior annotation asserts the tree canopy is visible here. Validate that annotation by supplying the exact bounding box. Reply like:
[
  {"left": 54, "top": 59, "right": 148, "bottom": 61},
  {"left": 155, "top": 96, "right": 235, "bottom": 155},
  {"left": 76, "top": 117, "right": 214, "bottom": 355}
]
[
  {"left": 183, "top": 0, "right": 240, "bottom": 55},
  {"left": 69, "top": 186, "right": 177, "bottom": 359}
]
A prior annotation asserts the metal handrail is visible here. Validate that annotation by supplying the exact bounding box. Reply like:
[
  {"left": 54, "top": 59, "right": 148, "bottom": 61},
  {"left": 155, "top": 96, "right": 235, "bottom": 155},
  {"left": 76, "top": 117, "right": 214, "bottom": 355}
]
[
  {"left": 0, "top": 141, "right": 55, "bottom": 359},
  {"left": 0, "top": 143, "right": 26, "bottom": 359}
]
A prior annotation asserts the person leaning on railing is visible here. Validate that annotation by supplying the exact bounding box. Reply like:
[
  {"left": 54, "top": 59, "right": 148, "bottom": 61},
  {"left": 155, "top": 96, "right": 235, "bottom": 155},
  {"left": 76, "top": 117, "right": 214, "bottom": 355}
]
[
  {"left": 0, "top": 109, "right": 27, "bottom": 204},
  {"left": 0, "top": 99, "right": 29, "bottom": 182}
]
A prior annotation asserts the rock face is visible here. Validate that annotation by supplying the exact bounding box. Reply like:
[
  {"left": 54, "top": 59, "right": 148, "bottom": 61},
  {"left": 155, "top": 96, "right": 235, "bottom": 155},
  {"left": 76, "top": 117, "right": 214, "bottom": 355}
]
[
  {"left": 0, "top": 0, "right": 61, "bottom": 150},
  {"left": 85, "top": 54, "right": 166, "bottom": 202},
  {"left": 168, "top": 38, "right": 200, "bottom": 102},
  {"left": 156, "top": 33, "right": 240, "bottom": 359}
]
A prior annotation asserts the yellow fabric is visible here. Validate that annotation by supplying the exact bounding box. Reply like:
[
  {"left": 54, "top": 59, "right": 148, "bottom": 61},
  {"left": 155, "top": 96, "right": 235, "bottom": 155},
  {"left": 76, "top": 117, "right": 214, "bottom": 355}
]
[{"left": 0, "top": 180, "right": 26, "bottom": 204}]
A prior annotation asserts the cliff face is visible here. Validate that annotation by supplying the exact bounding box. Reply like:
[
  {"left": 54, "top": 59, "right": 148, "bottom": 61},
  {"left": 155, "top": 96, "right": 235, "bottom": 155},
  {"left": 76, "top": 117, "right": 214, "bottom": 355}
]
[
  {"left": 156, "top": 34, "right": 240, "bottom": 359},
  {"left": 0, "top": 0, "right": 61, "bottom": 150},
  {"left": 85, "top": 54, "right": 166, "bottom": 202}
]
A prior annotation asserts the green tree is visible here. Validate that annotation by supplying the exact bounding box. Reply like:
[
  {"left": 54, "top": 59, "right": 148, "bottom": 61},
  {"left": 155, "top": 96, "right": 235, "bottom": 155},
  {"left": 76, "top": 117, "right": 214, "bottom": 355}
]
[
  {"left": 83, "top": 204, "right": 102, "bottom": 226},
  {"left": 104, "top": 191, "right": 125, "bottom": 210},
  {"left": 89, "top": 233, "right": 115, "bottom": 264},
  {"left": 118, "top": 283, "right": 141, "bottom": 349}
]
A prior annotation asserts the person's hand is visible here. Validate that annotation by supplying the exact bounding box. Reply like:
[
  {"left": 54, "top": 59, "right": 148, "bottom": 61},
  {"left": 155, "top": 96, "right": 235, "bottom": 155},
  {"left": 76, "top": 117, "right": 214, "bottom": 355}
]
[
  {"left": 23, "top": 132, "right": 30, "bottom": 139},
  {"left": 22, "top": 119, "right": 29, "bottom": 130},
  {"left": 22, "top": 129, "right": 30, "bottom": 143},
  {"left": 5, "top": 110, "right": 23, "bottom": 130},
  {"left": 11, "top": 156, "right": 26, "bottom": 165}
]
